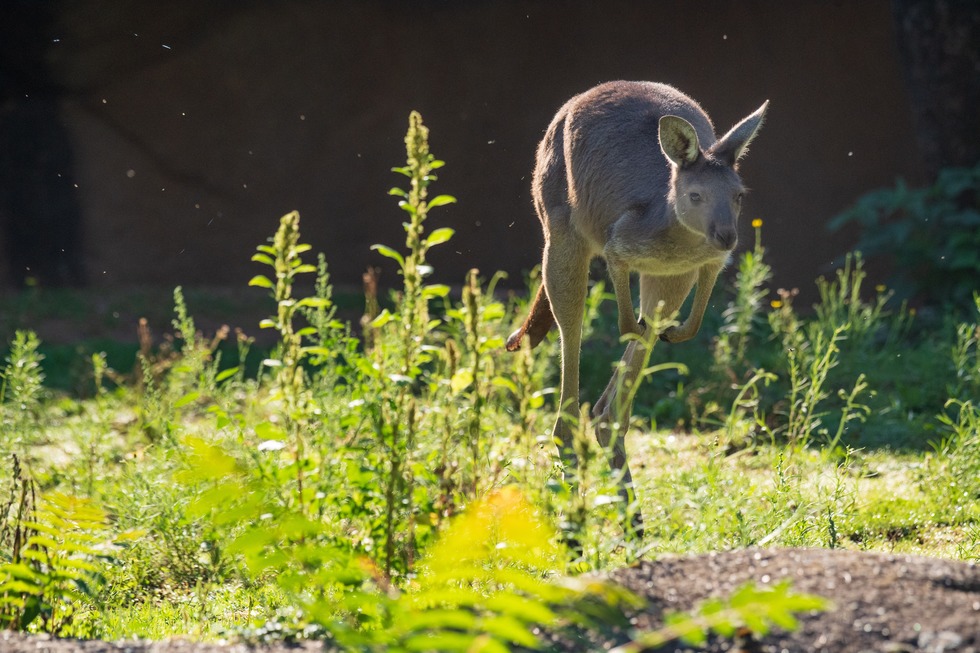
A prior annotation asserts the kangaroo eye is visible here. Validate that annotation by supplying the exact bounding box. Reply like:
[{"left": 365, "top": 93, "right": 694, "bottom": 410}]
[{"left": 689, "top": 192, "right": 702, "bottom": 202}]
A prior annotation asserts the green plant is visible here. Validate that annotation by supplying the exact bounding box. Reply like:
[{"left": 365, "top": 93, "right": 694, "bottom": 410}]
[
  {"left": 364, "top": 110, "right": 458, "bottom": 579},
  {"left": 829, "top": 164, "right": 980, "bottom": 310},
  {"left": 388, "top": 487, "right": 571, "bottom": 652},
  {"left": 933, "top": 302, "right": 980, "bottom": 505},
  {"left": 0, "top": 490, "right": 112, "bottom": 634},
  {"left": 714, "top": 219, "right": 772, "bottom": 373},
  {"left": 949, "top": 293, "right": 980, "bottom": 401},
  {"left": 813, "top": 253, "right": 890, "bottom": 347},
  {"left": 0, "top": 331, "right": 46, "bottom": 454},
  {"left": 249, "top": 210, "right": 336, "bottom": 517},
  {"left": 179, "top": 435, "right": 634, "bottom": 651},
  {"left": 609, "top": 580, "right": 831, "bottom": 652},
  {"left": 444, "top": 268, "right": 510, "bottom": 496}
]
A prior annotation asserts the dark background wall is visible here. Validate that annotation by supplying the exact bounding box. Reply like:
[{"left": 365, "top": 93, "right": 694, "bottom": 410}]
[{"left": 0, "top": 0, "right": 973, "bottom": 300}]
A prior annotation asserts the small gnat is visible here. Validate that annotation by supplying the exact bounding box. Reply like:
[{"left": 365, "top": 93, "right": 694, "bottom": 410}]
[{"left": 126, "top": 169, "right": 135, "bottom": 178}]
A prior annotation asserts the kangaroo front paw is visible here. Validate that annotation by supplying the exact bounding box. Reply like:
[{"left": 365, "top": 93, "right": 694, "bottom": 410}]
[
  {"left": 660, "top": 325, "right": 695, "bottom": 343},
  {"left": 659, "top": 325, "right": 681, "bottom": 343},
  {"left": 619, "top": 317, "right": 645, "bottom": 338}
]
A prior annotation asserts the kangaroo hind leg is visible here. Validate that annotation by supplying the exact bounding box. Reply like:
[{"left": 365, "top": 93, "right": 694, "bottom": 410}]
[{"left": 541, "top": 228, "right": 590, "bottom": 470}]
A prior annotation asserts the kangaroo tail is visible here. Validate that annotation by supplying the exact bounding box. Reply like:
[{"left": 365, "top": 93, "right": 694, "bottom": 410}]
[{"left": 505, "top": 284, "right": 556, "bottom": 352}]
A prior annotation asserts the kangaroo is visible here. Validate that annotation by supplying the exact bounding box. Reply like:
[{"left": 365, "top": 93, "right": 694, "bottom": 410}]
[{"left": 506, "top": 81, "right": 768, "bottom": 532}]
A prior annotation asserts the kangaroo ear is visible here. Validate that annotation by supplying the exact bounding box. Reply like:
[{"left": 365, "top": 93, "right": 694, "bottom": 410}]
[
  {"left": 659, "top": 115, "right": 701, "bottom": 168},
  {"left": 710, "top": 100, "right": 769, "bottom": 166}
]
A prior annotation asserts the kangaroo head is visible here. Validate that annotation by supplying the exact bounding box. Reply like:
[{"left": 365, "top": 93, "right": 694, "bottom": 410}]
[{"left": 659, "top": 101, "right": 769, "bottom": 251}]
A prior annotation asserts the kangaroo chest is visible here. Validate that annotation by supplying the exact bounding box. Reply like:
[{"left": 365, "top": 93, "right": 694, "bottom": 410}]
[
  {"left": 602, "top": 216, "right": 729, "bottom": 276},
  {"left": 631, "top": 237, "right": 727, "bottom": 276}
]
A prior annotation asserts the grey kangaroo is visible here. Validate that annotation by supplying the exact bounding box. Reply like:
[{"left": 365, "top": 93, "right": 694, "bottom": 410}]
[{"left": 506, "top": 81, "right": 768, "bottom": 531}]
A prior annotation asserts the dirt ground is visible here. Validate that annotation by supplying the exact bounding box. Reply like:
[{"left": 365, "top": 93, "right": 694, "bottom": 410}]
[{"left": 3, "top": 547, "right": 978, "bottom": 653}]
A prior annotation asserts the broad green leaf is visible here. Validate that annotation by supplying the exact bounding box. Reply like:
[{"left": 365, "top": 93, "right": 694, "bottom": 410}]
[
  {"left": 296, "top": 297, "right": 332, "bottom": 308},
  {"left": 174, "top": 391, "right": 200, "bottom": 408},
  {"left": 396, "top": 608, "right": 477, "bottom": 634},
  {"left": 422, "top": 284, "right": 451, "bottom": 299},
  {"left": 491, "top": 376, "right": 519, "bottom": 395},
  {"left": 480, "top": 614, "right": 540, "bottom": 647},
  {"left": 450, "top": 369, "right": 474, "bottom": 395},
  {"left": 483, "top": 303, "right": 506, "bottom": 320},
  {"left": 427, "top": 195, "right": 457, "bottom": 209},
  {"left": 248, "top": 275, "right": 274, "bottom": 289},
  {"left": 255, "top": 421, "right": 287, "bottom": 441},
  {"left": 402, "top": 632, "right": 485, "bottom": 652},
  {"left": 0, "top": 563, "right": 43, "bottom": 582},
  {"left": 371, "top": 244, "right": 405, "bottom": 267},
  {"left": 251, "top": 253, "right": 274, "bottom": 265},
  {"left": 25, "top": 534, "right": 59, "bottom": 551},
  {"left": 215, "top": 367, "right": 238, "bottom": 383},
  {"left": 371, "top": 309, "right": 393, "bottom": 328},
  {"left": 425, "top": 228, "right": 455, "bottom": 248},
  {"left": 481, "top": 336, "right": 505, "bottom": 351},
  {"left": 300, "top": 346, "right": 333, "bottom": 358},
  {"left": 0, "top": 579, "right": 42, "bottom": 595},
  {"left": 484, "top": 594, "right": 556, "bottom": 625}
]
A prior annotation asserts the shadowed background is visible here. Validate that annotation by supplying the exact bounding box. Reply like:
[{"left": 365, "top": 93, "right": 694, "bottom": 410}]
[{"left": 1, "top": 0, "right": 977, "bottom": 304}]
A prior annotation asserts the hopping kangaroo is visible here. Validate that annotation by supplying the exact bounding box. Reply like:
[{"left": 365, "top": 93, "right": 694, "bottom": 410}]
[{"left": 507, "top": 81, "right": 768, "bottom": 528}]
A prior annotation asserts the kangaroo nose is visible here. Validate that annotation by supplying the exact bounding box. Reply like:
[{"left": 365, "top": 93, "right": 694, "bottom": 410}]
[{"left": 714, "top": 228, "right": 738, "bottom": 250}]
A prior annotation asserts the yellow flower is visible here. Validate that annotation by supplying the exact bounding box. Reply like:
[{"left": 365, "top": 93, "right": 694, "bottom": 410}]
[
  {"left": 875, "top": 284, "right": 886, "bottom": 293},
  {"left": 771, "top": 299, "right": 783, "bottom": 309},
  {"left": 751, "top": 219, "right": 763, "bottom": 228}
]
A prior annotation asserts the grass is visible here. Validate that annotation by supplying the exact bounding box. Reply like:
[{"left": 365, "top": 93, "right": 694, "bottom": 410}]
[{"left": 0, "top": 113, "right": 977, "bottom": 650}]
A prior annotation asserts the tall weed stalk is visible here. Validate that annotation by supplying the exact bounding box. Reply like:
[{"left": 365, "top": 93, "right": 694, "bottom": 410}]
[{"left": 368, "top": 111, "right": 457, "bottom": 579}]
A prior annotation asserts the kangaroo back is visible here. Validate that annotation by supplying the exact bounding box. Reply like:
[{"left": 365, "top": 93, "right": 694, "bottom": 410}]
[{"left": 561, "top": 82, "right": 717, "bottom": 237}]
